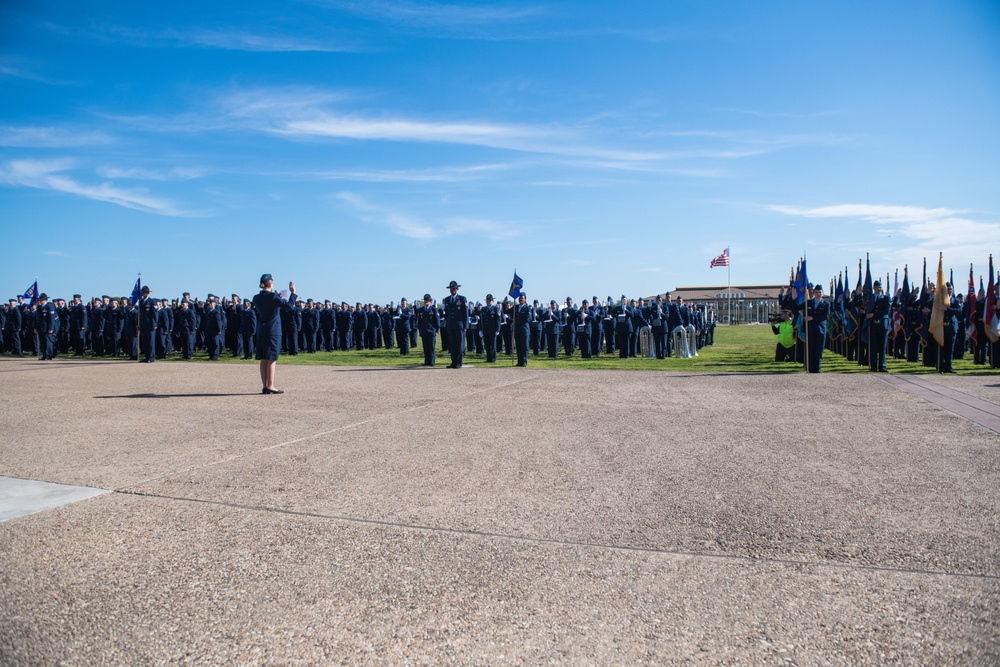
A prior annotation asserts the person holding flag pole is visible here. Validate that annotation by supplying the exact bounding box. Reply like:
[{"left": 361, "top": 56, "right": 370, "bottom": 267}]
[
  {"left": 984, "top": 255, "right": 998, "bottom": 368},
  {"left": 791, "top": 257, "right": 810, "bottom": 372},
  {"left": 508, "top": 271, "right": 523, "bottom": 367},
  {"left": 929, "top": 253, "right": 960, "bottom": 373}
]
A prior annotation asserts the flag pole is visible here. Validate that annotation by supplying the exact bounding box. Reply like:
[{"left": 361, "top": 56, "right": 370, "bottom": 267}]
[
  {"left": 136, "top": 272, "right": 141, "bottom": 362},
  {"left": 800, "top": 257, "right": 809, "bottom": 373},
  {"left": 727, "top": 248, "right": 731, "bottom": 325}
]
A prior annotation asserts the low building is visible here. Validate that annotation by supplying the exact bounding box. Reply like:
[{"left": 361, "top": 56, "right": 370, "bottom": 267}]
[{"left": 646, "top": 284, "right": 788, "bottom": 324}]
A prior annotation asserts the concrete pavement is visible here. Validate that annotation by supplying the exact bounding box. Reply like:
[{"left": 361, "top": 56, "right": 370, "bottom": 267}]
[{"left": 1, "top": 356, "right": 997, "bottom": 665}]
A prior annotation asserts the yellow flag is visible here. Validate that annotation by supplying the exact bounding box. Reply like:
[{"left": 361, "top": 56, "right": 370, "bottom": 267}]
[{"left": 928, "top": 253, "right": 946, "bottom": 346}]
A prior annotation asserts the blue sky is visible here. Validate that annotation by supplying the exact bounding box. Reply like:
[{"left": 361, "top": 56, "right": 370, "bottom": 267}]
[{"left": 2, "top": 0, "right": 999, "bottom": 303}]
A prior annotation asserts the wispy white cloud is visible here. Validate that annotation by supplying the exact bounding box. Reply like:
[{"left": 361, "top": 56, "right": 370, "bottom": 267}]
[
  {"left": 90, "top": 23, "right": 360, "bottom": 52},
  {"left": 0, "top": 159, "right": 198, "bottom": 217},
  {"left": 174, "top": 28, "right": 356, "bottom": 52},
  {"left": 308, "top": 163, "right": 510, "bottom": 183},
  {"left": 198, "top": 87, "right": 667, "bottom": 165},
  {"left": 318, "top": 1, "right": 543, "bottom": 28},
  {"left": 96, "top": 166, "right": 208, "bottom": 181},
  {"left": 0, "top": 125, "right": 114, "bottom": 148},
  {"left": 334, "top": 191, "right": 519, "bottom": 240},
  {"left": 769, "top": 203, "right": 1000, "bottom": 269}
]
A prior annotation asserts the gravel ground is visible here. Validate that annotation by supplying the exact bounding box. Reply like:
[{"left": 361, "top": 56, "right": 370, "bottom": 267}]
[{"left": 1, "top": 357, "right": 997, "bottom": 665}]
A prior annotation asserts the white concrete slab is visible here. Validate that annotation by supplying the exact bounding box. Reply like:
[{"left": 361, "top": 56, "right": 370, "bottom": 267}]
[{"left": 0, "top": 476, "right": 109, "bottom": 522}]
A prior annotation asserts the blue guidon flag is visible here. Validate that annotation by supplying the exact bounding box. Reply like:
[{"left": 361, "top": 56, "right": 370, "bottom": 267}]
[
  {"left": 130, "top": 275, "right": 142, "bottom": 304},
  {"left": 22, "top": 280, "right": 38, "bottom": 307},
  {"left": 508, "top": 271, "right": 523, "bottom": 299}
]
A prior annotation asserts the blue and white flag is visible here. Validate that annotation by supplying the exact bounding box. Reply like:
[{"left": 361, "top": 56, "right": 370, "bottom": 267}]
[
  {"left": 22, "top": 280, "right": 38, "bottom": 307},
  {"left": 508, "top": 271, "right": 523, "bottom": 299},
  {"left": 130, "top": 276, "right": 142, "bottom": 304}
]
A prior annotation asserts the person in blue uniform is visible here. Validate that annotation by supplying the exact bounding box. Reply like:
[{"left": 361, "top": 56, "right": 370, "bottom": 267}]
[
  {"left": 604, "top": 296, "right": 617, "bottom": 355},
  {"left": 365, "top": 304, "right": 379, "bottom": 350},
  {"left": 319, "top": 301, "right": 335, "bottom": 352},
  {"left": 866, "top": 280, "right": 890, "bottom": 372},
  {"left": 69, "top": 295, "right": 87, "bottom": 356},
  {"left": 240, "top": 299, "right": 257, "bottom": 359},
  {"left": 394, "top": 299, "right": 412, "bottom": 356},
  {"left": 89, "top": 298, "right": 105, "bottom": 356},
  {"left": 589, "top": 296, "right": 602, "bottom": 357},
  {"left": 650, "top": 296, "right": 667, "bottom": 359},
  {"left": 176, "top": 299, "right": 197, "bottom": 359},
  {"left": 336, "top": 302, "right": 351, "bottom": 351},
  {"left": 467, "top": 304, "right": 483, "bottom": 355},
  {"left": 629, "top": 298, "right": 647, "bottom": 357},
  {"left": 104, "top": 299, "right": 122, "bottom": 357},
  {"left": 561, "top": 297, "right": 577, "bottom": 356},
  {"left": 226, "top": 295, "right": 243, "bottom": 357},
  {"left": 800, "top": 284, "right": 831, "bottom": 373},
  {"left": 138, "top": 286, "right": 158, "bottom": 362},
  {"left": 418, "top": 294, "right": 439, "bottom": 366},
  {"left": 529, "top": 299, "right": 542, "bottom": 356},
  {"left": 381, "top": 305, "right": 395, "bottom": 350},
  {"left": 34, "top": 293, "right": 57, "bottom": 360},
  {"left": 301, "top": 299, "right": 318, "bottom": 353},
  {"left": 203, "top": 296, "right": 224, "bottom": 360},
  {"left": 614, "top": 298, "right": 632, "bottom": 359},
  {"left": 352, "top": 302, "right": 367, "bottom": 350},
  {"left": 4, "top": 298, "right": 22, "bottom": 355},
  {"left": 443, "top": 280, "right": 468, "bottom": 368},
  {"left": 513, "top": 293, "right": 534, "bottom": 366},
  {"left": 576, "top": 299, "right": 592, "bottom": 359},
  {"left": 481, "top": 294, "right": 501, "bottom": 363},
  {"left": 543, "top": 300, "right": 561, "bottom": 358},
  {"left": 937, "top": 283, "right": 961, "bottom": 373},
  {"left": 253, "top": 275, "right": 298, "bottom": 394}
]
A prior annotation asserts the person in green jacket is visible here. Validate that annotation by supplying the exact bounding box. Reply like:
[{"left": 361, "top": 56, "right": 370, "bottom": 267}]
[{"left": 771, "top": 309, "right": 796, "bottom": 362}]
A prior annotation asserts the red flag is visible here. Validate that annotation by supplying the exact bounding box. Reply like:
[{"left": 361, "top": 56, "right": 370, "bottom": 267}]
[
  {"left": 967, "top": 264, "right": 978, "bottom": 344},
  {"left": 987, "top": 255, "right": 998, "bottom": 343}
]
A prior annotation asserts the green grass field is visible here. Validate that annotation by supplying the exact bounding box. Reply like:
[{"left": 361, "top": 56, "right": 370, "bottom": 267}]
[{"left": 138, "top": 325, "right": 997, "bottom": 374}]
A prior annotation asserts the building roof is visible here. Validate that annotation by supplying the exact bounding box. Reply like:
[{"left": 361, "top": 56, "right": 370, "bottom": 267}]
[{"left": 645, "top": 284, "right": 787, "bottom": 302}]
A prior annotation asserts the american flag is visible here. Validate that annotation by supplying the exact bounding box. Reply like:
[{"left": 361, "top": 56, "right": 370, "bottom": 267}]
[{"left": 709, "top": 248, "right": 730, "bottom": 268}]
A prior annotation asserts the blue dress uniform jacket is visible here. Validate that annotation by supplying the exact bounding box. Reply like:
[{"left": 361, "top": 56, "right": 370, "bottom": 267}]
[
  {"left": 177, "top": 307, "right": 197, "bottom": 358},
  {"left": 37, "top": 302, "right": 57, "bottom": 359},
  {"left": 253, "top": 290, "right": 299, "bottom": 361},
  {"left": 614, "top": 304, "right": 632, "bottom": 358},
  {"left": 240, "top": 307, "right": 257, "bottom": 359},
  {"left": 203, "top": 306, "right": 224, "bottom": 359},
  {"left": 513, "top": 303, "right": 534, "bottom": 366},
  {"left": 418, "top": 305, "right": 439, "bottom": 366},
  {"left": 801, "top": 297, "right": 831, "bottom": 373},
  {"left": 868, "top": 293, "right": 891, "bottom": 371},
  {"left": 443, "top": 293, "right": 469, "bottom": 367}
]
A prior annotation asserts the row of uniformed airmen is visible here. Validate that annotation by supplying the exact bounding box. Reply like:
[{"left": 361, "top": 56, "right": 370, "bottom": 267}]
[{"left": 1, "top": 285, "right": 717, "bottom": 365}]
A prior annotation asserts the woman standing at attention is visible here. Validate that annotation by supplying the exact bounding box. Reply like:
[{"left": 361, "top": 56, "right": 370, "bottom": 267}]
[{"left": 253, "top": 274, "right": 298, "bottom": 394}]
